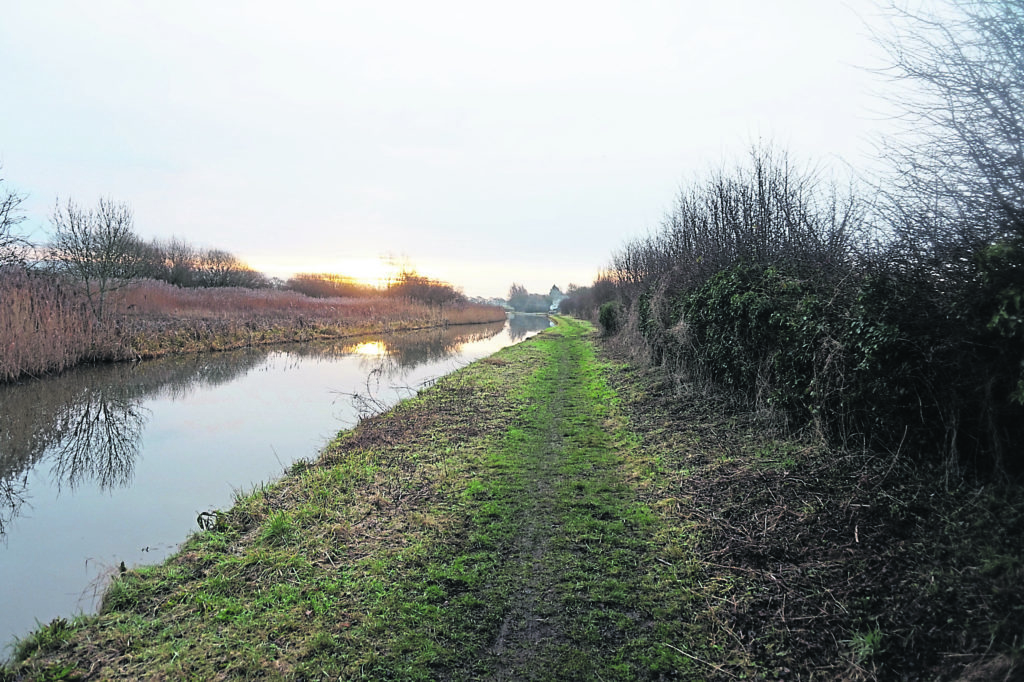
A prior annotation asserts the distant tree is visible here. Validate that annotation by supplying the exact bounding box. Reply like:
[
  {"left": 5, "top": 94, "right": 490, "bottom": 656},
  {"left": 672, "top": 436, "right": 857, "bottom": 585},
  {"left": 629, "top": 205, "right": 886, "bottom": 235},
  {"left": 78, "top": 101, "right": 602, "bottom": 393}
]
[
  {"left": 558, "top": 283, "right": 586, "bottom": 316},
  {"left": 194, "top": 249, "right": 235, "bottom": 287},
  {"left": 286, "top": 273, "right": 378, "bottom": 298},
  {"left": 389, "top": 269, "right": 464, "bottom": 307},
  {"left": 558, "top": 278, "right": 618, "bottom": 319},
  {"left": 0, "top": 169, "right": 31, "bottom": 269},
  {"left": 133, "top": 239, "right": 167, "bottom": 282},
  {"left": 153, "top": 237, "right": 199, "bottom": 286},
  {"left": 194, "top": 248, "right": 268, "bottom": 288},
  {"left": 507, "top": 283, "right": 529, "bottom": 311},
  {"left": 506, "top": 283, "right": 550, "bottom": 313},
  {"left": 48, "top": 197, "right": 145, "bottom": 318}
]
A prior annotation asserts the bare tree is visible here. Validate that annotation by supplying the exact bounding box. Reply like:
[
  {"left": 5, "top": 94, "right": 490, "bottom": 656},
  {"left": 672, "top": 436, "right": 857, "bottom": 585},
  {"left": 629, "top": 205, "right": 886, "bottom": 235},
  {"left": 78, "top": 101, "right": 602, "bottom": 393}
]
[
  {"left": 608, "top": 144, "right": 863, "bottom": 297},
  {"left": 159, "top": 236, "right": 199, "bottom": 286},
  {"left": 194, "top": 248, "right": 268, "bottom": 288},
  {"left": 875, "top": 0, "right": 1024, "bottom": 261},
  {"left": 0, "top": 168, "right": 31, "bottom": 269},
  {"left": 870, "top": 1, "right": 1024, "bottom": 465},
  {"left": 49, "top": 197, "right": 144, "bottom": 318},
  {"left": 388, "top": 268, "right": 464, "bottom": 307}
]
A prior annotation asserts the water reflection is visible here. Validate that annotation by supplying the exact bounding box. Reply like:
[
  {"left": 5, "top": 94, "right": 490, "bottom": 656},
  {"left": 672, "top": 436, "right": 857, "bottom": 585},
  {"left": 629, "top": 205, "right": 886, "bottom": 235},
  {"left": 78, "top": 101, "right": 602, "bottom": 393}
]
[
  {"left": 0, "top": 354, "right": 265, "bottom": 535},
  {"left": 0, "top": 317, "right": 554, "bottom": 536},
  {"left": 48, "top": 385, "right": 147, "bottom": 492},
  {"left": 507, "top": 313, "right": 550, "bottom": 341}
]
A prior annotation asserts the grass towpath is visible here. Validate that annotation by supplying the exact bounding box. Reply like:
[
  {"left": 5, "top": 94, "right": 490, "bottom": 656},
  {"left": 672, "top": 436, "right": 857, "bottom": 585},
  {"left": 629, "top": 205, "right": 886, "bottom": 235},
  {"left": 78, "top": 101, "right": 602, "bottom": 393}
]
[{"left": 4, "top": 317, "right": 712, "bottom": 680}]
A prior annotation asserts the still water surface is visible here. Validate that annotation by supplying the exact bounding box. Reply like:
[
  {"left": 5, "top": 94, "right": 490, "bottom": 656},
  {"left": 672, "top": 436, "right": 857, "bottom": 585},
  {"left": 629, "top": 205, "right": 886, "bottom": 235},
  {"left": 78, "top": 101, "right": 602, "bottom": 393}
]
[{"left": 0, "top": 314, "right": 551, "bottom": 654}]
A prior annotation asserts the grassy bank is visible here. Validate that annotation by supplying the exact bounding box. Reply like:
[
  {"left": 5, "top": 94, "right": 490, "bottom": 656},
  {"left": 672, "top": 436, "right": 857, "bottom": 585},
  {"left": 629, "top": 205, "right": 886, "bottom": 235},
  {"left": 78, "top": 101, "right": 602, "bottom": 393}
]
[
  {"left": 5, "top": 318, "right": 1021, "bottom": 680},
  {"left": 0, "top": 273, "right": 505, "bottom": 382}
]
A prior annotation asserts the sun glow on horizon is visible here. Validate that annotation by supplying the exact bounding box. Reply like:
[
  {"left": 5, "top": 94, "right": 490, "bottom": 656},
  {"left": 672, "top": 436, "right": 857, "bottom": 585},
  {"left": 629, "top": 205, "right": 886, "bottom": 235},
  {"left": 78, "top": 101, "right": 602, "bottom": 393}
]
[
  {"left": 243, "top": 252, "right": 597, "bottom": 300},
  {"left": 244, "top": 255, "right": 404, "bottom": 288}
]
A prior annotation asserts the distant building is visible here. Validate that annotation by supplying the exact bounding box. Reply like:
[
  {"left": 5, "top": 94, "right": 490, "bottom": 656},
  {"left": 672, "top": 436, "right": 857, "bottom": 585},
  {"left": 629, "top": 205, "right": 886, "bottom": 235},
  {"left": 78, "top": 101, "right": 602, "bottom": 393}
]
[{"left": 548, "top": 285, "right": 567, "bottom": 312}]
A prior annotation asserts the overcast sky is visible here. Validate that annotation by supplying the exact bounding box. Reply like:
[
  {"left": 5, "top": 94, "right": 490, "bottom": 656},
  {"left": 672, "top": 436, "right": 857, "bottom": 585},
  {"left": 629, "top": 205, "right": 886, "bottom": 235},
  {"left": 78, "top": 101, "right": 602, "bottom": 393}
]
[{"left": 0, "top": 1, "right": 897, "bottom": 298}]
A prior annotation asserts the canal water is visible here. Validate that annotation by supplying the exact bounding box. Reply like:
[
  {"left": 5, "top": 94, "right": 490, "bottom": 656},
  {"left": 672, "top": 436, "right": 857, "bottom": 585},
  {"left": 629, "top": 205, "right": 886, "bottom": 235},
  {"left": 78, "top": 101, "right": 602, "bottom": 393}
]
[{"left": 0, "top": 314, "right": 552, "bottom": 655}]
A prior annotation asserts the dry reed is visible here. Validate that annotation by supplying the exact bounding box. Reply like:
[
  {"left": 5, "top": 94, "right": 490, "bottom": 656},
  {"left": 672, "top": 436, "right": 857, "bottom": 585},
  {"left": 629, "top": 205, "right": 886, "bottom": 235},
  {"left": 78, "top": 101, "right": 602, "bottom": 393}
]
[
  {"left": 1, "top": 275, "right": 506, "bottom": 383},
  {"left": 0, "top": 269, "right": 128, "bottom": 381}
]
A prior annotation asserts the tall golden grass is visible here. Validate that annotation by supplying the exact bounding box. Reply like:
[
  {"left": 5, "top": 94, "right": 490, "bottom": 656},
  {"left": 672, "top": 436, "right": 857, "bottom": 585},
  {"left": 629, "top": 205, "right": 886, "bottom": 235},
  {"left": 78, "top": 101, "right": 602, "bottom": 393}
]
[
  {"left": 0, "top": 274, "right": 506, "bottom": 382},
  {"left": 0, "top": 269, "right": 125, "bottom": 381}
]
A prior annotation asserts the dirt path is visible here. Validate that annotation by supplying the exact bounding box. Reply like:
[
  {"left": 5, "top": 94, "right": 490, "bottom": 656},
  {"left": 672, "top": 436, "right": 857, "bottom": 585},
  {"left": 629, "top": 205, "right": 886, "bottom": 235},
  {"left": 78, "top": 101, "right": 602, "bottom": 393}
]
[{"left": 458, "top": 327, "right": 679, "bottom": 680}]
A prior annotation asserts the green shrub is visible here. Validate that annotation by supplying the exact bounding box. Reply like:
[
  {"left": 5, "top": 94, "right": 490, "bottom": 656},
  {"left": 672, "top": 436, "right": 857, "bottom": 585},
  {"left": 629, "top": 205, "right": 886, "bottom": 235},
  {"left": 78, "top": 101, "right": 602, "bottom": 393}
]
[
  {"left": 598, "top": 301, "right": 623, "bottom": 336},
  {"left": 677, "top": 264, "right": 832, "bottom": 413},
  {"left": 975, "top": 238, "right": 1024, "bottom": 405},
  {"left": 674, "top": 264, "right": 929, "bottom": 446},
  {"left": 652, "top": 258, "right": 1024, "bottom": 471}
]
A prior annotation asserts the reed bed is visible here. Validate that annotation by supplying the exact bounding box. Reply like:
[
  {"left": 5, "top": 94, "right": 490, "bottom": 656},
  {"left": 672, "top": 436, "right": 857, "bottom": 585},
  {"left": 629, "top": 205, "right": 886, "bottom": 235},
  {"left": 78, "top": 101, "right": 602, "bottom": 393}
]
[
  {"left": 0, "top": 275, "right": 506, "bottom": 383},
  {"left": 0, "top": 269, "right": 127, "bottom": 381}
]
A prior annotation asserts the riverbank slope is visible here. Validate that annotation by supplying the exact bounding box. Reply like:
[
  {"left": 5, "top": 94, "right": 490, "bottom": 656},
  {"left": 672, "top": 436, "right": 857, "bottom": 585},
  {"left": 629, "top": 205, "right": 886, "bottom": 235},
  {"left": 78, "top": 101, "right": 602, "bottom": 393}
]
[{"left": 5, "top": 317, "right": 1022, "bottom": 680}]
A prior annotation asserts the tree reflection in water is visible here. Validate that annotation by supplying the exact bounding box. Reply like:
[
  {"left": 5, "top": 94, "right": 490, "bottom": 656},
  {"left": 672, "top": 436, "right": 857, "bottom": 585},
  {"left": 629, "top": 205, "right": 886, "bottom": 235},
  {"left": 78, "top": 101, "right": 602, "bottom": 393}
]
[
  {"left": 344, "top": 315, "right": 547, "bottom": 380},
  {"left": 47, "top": 385, "right": 147, "bottom": 492},
  {"left": 338, "top": 316, "right": 550, "bottom": 418},
  {"left": 0, "top": 317, "right": 547, "bottom": 535},
  {"left": 0, "top": 353, "right": 266, "bottom": 535},
  {"left": 0, "top": 475, "right": 27, "bottom": 538}
]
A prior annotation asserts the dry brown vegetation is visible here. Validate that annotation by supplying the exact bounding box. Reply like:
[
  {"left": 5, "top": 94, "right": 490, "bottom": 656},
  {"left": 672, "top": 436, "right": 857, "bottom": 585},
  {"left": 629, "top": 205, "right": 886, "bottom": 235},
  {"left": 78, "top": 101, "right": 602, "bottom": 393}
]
[
  {"left": 0, "top": 273, "right": 506, "bottom": 383},
  {"left": 0, "top": 268, "right": 118, "bottom": 381}
]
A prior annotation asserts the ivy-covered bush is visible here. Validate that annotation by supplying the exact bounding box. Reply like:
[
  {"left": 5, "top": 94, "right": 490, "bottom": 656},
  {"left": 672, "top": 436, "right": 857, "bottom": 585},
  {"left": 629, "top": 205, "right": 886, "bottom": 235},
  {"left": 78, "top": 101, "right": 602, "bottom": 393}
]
[
  {"left": 675, "top": 264, "right": 841, "bottom": 419},
  {"left": 598, "top": 301, "right": 623, "bottom": 336},
  {"left": 629, "top": 258, "right": 1024, "bottom": 471}
]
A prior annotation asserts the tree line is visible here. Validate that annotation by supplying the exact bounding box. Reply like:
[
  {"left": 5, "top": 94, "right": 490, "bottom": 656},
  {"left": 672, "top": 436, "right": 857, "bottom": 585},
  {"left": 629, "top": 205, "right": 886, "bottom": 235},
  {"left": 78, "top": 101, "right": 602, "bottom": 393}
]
[
  {"left": 506, "top": 283, "right": 550, "bottom": 313},
  {"left": 286, "top": 270, "right": 466, "bottom": 308},
  {"left": 0, "top": 188, "right": 468, "bottom": 319},
  {"left": 506, "top": 284, "right": 567, "bottom": 313},
  {"left": 563, "top": 0, "right": 1023, "bottom": 476},
  {"left": 0, "top": 192, "right": 270, "bottom": 316}
]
